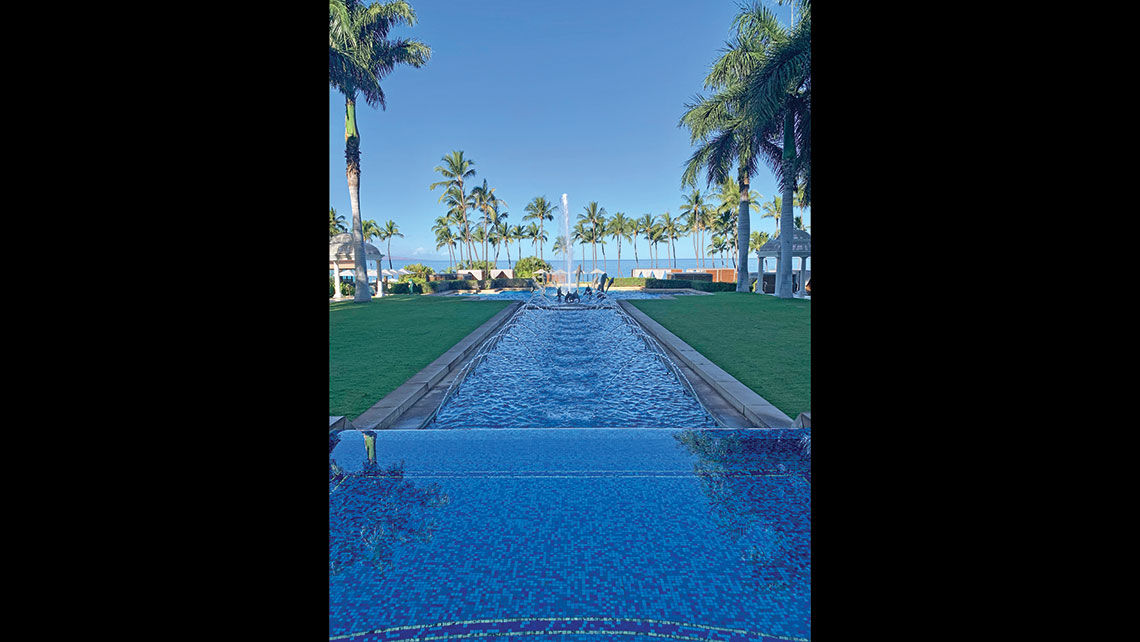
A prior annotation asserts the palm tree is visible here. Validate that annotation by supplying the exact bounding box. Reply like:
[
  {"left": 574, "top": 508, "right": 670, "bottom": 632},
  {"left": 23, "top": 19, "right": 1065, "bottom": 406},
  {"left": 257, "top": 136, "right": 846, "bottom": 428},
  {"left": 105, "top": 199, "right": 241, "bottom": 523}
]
[
  {"left": 362, "top": 219, "right": 381, "bottom": 244},
  {"left": 523, "top": 196, "right": 558, "bottom": 261},
  {"left": 552, "top": 235, "right": 569, "bottom": 258},
  {"left": 793, "top": 183, "right": 809, "bottom": 232},
  {"left": 579, "top": 202, "right": 606, "bottom": 271},
  {"left": 378, "top": 220, "right": 402, "bottom": 269},
  {"left": 361, "top": 219, "right": 381, "bottom": 278},
  {"left": 509, "top": 224, "right": 525, "bottom": 267},
  {"left": 608, "top": 212, "right": 631, "bottom": 278},
  {"left": 572, "top": 220, "right": 589, "bottom": 272},
  {"left": 648, "top": 222, "right": 666, "bottom": 269},
  {"left": 433, "top": 217, "right": 457, "bottom": 269},
  {"left": 635, "top": 213, "right": 654, "bottom": 269},
  {"left": 330, "top": 0, "right": 430, "bottom": 302},
  {"left": 330, "top": 207, "right": 348, "bottom": 236},
  {"left": 708, "top": 236, "right": 728, "bottom": 268},
  {"left": 737, "top": 0, "right": 810, "bottom": 297},
  {"left": 760, "top": 195, "right": 782, "bottom": 236},
  {"left": 430, "top": 151, "right": 476, "bottom": 264},
  {"left": 679, "top": 191, "right": 707, "bottom": 269},
  {"left": 493, "top": 220, "right": 510, "bottom": 266},
  {"left": 660, "top": 212, "right": 679, "bottom": 268},
  {"left": 470, "top": 179, "right": 506, "bottom": 269},
  {"left": 680, "top": 1, "right": 804, "bottom": 293},
  {"left": 750, "top": 230, "right": 770, "bottom": 290}
]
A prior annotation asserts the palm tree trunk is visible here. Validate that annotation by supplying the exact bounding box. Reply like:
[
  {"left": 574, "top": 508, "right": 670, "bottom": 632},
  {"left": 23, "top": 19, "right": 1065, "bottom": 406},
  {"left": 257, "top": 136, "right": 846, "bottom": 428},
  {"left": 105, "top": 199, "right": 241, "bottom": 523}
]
[
  {"left": 692, "top": 223, "right": 698, "bottom": 270},
  {"left": 776, "top": 104, "right": 796, "bottom": 298},
  {"left": 735, "top": 171, "right": 751, "bottom": 292},
  {"left": 344, "top": 96, "right": 370, "bottom": 303},
  {"left": 539, "top": 220, "right": 544, "bottom": 261}
]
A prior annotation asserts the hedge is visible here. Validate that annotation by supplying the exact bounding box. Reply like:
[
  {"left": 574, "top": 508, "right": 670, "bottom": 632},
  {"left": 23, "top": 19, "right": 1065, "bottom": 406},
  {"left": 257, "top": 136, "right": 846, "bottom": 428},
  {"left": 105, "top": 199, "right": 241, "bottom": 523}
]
[
  {"left": 610, "top": 277, "right": 647, "bottom": 287},
  {"left": 421, "top": 278, "right": 534, "bottom": 293},
  {"left": 645, "top": 278, "right": 737, "bottom": 292}
]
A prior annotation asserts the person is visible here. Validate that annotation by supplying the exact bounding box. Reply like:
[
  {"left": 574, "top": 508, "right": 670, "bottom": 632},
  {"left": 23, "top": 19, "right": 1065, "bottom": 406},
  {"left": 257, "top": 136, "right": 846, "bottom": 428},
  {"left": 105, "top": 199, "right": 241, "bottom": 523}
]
[
  {"left": 556, "top": 287, "right": 564, "bottom": 303},
  {"left": 584, "top": 285, "right": 592, "bottom": 296}
]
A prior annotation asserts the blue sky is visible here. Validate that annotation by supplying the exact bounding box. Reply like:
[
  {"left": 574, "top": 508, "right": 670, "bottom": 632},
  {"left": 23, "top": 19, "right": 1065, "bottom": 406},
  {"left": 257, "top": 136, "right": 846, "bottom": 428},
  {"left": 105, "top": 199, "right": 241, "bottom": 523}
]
[{"left": 329, "top": 0, "right": 807, "bottom": 260}]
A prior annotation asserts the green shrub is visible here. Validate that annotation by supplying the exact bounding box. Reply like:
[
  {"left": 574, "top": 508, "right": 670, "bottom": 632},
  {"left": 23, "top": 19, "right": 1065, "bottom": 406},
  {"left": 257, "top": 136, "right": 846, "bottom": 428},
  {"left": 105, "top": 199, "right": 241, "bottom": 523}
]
[
  {"left": 397, "top": 273, "right": 428, "bottom": 292},
  {"left": 330, "top": 277, "right": 335, "bottom": 298},
  {"left": 456, "top": 260, "right": 495, "bottom": 272},
  {"left": 692, "top": 281, "right": 737, "bottom": 292},
  {"left": 340, "top": 281, "right": 356, "bottom": 296},
  {"left": 487, "top": 278, "right": 534, "bottom": 289},
  {"left": 513, "top": 256, "right": 552, "bottom": 279},
  {"left": 644, "top": 278, "right": 736, "bottom": 291},
  {"left": 401, "top": 263, "right": 435, "bottom": 279},
  {"left": 611, "top": 277, "right": 646, "bottom": 287}
]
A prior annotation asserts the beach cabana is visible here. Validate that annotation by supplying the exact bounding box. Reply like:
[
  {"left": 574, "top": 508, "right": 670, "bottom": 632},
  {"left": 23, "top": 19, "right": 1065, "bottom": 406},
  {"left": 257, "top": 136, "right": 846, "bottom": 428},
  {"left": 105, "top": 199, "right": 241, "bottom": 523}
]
[
  {"left": 754, "top": 229, "right": 811, "bottom": 296},
  {"left": 330, "top": 233, "right": 384, "bottom": 298}
]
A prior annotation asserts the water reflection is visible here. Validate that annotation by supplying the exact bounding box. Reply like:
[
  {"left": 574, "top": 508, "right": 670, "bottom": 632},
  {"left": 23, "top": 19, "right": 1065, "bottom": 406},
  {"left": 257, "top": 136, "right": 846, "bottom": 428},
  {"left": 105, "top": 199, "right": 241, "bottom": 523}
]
[
  {"left": 329, "top": 432, "right": 451, "bottom": 577},
  {"left": 676, "top": 430, "right": 811, "bottom": 589}
]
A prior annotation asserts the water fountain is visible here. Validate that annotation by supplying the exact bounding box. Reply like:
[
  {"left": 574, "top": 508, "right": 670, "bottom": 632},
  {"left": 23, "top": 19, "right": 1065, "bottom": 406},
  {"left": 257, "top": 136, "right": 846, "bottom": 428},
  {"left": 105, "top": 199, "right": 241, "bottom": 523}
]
[
  {"left": 426, "top": 286, "right": 720, "bottom": 428},
  {"left": 560, "top": 193, "right": 574, "bottom": 294}
]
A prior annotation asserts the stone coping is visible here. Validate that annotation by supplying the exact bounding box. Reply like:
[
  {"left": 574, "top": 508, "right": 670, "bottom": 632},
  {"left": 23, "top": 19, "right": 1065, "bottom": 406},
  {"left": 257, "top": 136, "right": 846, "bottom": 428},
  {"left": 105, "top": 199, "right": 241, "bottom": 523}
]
[
  {"left": 329, "top": 415, "right": 352, "bottom": 433},
  {"left": 616, "top": 300, "right": 795, "bottom": 429},
  {"left": 351, "top": 302, "right": 523, "bottom": 431}
]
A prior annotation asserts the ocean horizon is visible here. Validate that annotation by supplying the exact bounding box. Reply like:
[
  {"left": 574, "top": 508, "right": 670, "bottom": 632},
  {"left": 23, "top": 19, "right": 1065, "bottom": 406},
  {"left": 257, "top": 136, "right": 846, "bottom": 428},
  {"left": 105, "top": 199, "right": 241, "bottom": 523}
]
[{"left": 340, "top": 255, "right": 809, "bottom": 278}]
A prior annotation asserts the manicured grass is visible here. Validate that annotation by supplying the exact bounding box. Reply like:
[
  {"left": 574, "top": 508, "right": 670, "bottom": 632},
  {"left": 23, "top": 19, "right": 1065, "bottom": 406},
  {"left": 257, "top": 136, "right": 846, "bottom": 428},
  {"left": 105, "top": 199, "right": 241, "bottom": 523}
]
[
  {"left": 330, "top": 295, "right": 511, "bottom": 419},
  {"left": 629, "top": 293, "right": 810, "bottom": 418}
]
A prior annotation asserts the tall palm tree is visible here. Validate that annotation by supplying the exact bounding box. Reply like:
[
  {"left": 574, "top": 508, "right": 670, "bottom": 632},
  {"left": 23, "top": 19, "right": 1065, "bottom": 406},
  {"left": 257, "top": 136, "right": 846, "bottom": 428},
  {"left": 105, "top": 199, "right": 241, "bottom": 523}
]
[
  {"left": 579, "top": 202, "right": 606, "bottom": 271},
  {"left": 572, "top": 220, "right": 589, "bottom": 272},
  {"left": 680, "top": 1, "right": 803, "bottom": 293},
  {"left": 636, "top": 213, "right": 654, "bottom": 269},
  {"left": 793, "top": 183, "right": 809, "bottom": 232},
  {"left": 523, "top": 222, "right": 539, "bottom": 257},
  {"left": 750, "top": 230, "right": 770, "bottom": 290},
  {"left": 738, "top": 1, "right": 810, "bottom": 297},
  {"left": 648, "top": 222, "right": 666, "bottom": 269},
  {"left": 430, "top": 151, "right": 476, "bottom": 264},
  {"left": 378, "top": 220, "right": 402, "bottom": 269},
  {"left": 660, "top": 212, "right": 679, "bottom": 268},
  {"left": 330, "top": 0, "right": 430, "bottom": 302},
  {"left": 470, "top": 179, "right": 506, "bottom": 269},
  {"left": 679, "top": 191, "right": 707, "bottom": 269},
  {"left": 330, "top": 207, "right": 348, "bottom": 236},
  {"left": 608, "top": 212, "right": 631, "bottom": 277},
  {"left": 523, "top": 196, "right": 558, "bottom": 261},
  {"left": 361, "top": 219, "right": 381, "bottom": 278},
  {"left": 552, "top": 235, "right": 569, "bottom": 259},
  {"left": 760, "top": 195, "right": 782, "bottom": 236},
  {"left": 433, "top": 217, "right": 457, "bottom": 269},
  {"left": 509, "top": 224, "right": 525, "bottom": 267},
  {"left": 492, "top": 220, "right": 509, "bottom": 266}
]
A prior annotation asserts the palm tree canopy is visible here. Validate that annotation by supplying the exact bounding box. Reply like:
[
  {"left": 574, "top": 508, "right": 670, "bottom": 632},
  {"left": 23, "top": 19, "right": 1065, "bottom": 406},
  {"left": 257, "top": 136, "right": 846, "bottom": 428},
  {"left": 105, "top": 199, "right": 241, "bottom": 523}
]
[{"left": 329, "top": 0, "right": 432, "bottom": 109}]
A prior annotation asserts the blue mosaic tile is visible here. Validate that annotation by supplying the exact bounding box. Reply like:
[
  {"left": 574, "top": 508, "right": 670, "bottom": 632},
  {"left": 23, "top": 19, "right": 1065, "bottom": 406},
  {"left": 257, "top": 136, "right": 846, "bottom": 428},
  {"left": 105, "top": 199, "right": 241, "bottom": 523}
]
[{"left": 330, "top": 429, "right": 811, "bottom": 641}]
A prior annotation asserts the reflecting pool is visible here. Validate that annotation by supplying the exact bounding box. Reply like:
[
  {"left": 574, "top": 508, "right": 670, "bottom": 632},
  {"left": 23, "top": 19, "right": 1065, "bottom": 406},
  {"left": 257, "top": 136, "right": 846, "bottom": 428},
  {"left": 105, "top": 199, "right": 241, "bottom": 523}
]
[{"left": 330, "top": 428, "right": 811, "bottom": 641}]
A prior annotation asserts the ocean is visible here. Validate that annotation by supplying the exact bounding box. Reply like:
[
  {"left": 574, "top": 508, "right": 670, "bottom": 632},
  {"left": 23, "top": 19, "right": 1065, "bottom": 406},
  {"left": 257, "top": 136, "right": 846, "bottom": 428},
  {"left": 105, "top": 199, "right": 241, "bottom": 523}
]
[{"left": 348, "top": 255, "right": 809, "bottom": 277}]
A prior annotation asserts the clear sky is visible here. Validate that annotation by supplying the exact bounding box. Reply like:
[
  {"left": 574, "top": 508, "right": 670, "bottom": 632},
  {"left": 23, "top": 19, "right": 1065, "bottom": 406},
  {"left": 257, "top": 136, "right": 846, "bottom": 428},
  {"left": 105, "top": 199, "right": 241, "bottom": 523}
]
[{"left": 329, "top": 0, "right": 808, "bottom": 261}]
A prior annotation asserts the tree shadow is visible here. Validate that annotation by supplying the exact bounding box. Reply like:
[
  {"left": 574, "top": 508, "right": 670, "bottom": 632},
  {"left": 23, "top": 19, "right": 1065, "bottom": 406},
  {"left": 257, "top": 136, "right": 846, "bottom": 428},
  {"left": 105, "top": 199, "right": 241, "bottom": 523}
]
[
  {"left": 675, "top": 429, "right": 811, "bottom": 590},
  {"left": 329, "top": 432, "right": 451, "bottom": 577}
]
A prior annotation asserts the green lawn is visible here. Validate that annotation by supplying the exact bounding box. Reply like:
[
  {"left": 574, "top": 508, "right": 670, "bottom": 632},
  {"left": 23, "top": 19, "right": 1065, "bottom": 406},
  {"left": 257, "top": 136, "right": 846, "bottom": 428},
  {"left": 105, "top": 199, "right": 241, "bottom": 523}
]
[
  {"left": 629, "top": 293, "right": 810, "bottom": 417},
  {"left": 330, "top": 295, "right": 511, "bottom": 419}
]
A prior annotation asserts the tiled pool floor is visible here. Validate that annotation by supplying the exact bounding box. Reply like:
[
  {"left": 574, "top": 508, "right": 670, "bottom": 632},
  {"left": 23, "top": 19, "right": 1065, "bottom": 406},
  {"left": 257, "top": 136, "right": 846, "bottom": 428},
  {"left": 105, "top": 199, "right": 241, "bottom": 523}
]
[{"left": 330, "top": 429, "right": 810, "bottom": 641}]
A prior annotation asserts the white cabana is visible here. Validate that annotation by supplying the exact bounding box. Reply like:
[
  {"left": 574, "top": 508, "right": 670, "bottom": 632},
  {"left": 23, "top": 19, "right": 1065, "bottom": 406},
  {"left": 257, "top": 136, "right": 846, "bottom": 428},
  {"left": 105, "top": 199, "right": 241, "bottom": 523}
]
[
  {"left": 330, "top": 232, "right": 384, "bottom": 299},
  {"left": 754, "top": 229, "right": 811, "bottom": 296}
]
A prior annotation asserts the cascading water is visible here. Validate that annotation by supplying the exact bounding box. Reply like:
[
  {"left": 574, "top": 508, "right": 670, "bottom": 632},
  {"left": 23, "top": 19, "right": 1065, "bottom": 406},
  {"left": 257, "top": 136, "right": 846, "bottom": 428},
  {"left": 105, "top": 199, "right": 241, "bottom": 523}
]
[{"left": 560, "top": 193, "right": 574, "bottom": 293}]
